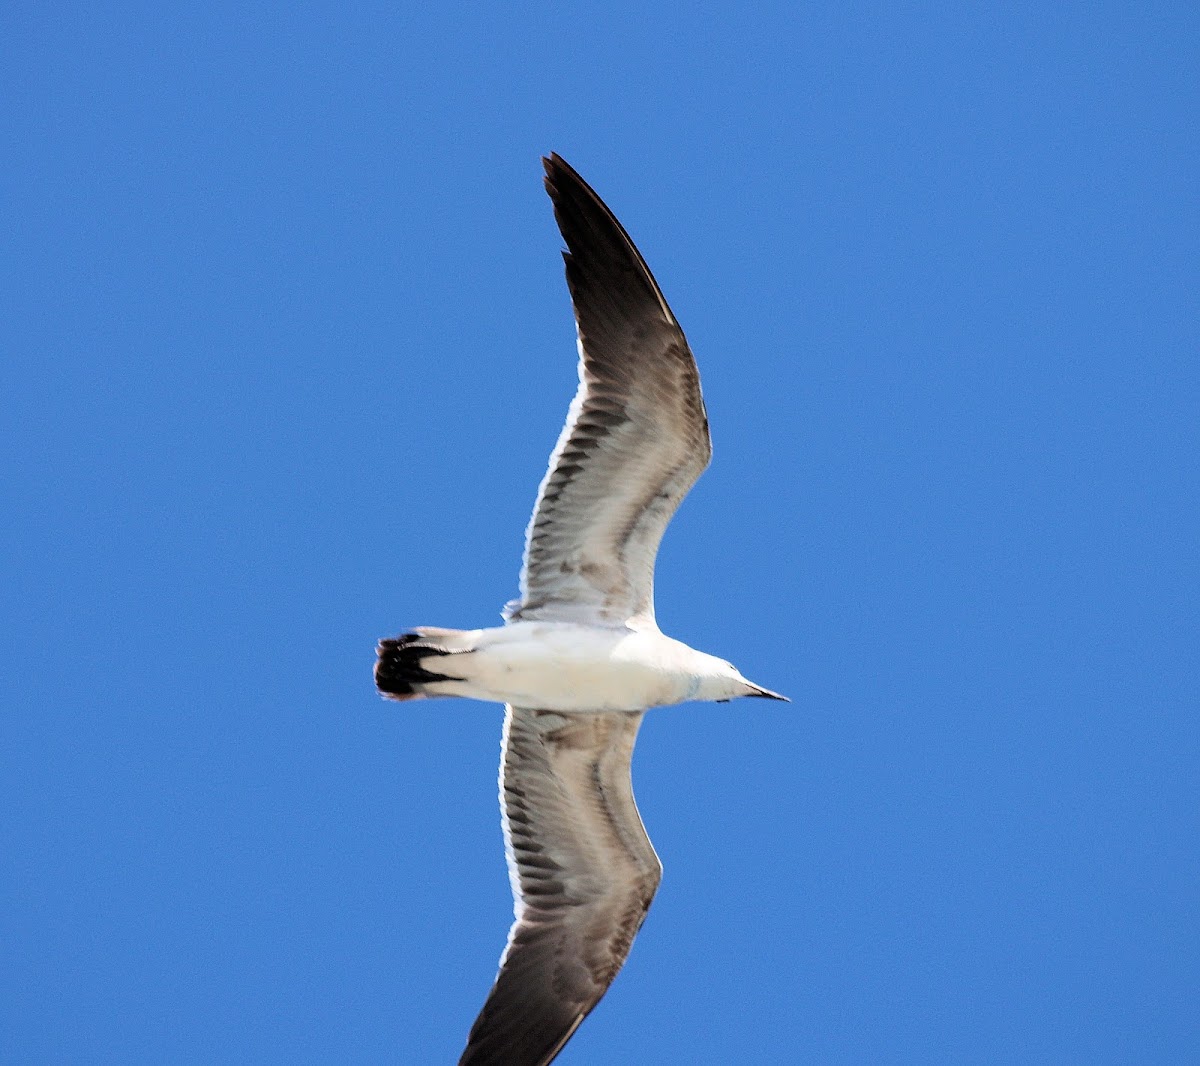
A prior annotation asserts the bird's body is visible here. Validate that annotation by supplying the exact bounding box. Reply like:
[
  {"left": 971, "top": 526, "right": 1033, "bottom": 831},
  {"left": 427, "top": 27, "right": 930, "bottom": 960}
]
[
  {"left": 376, "top": 154, "right": 784, "bottom": 1066},
  {"left": 379, "top": 621, "right": 751, "bottom": 711}
]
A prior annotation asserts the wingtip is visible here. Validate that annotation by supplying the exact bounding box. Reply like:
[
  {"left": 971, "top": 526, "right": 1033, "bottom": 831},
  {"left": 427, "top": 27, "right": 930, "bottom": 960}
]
[
  {"left": 542, "top": 152, "right": 574, "bottom": 201},
  {"left": 542, "top": 152, "right": 600, "bottom": 203}
]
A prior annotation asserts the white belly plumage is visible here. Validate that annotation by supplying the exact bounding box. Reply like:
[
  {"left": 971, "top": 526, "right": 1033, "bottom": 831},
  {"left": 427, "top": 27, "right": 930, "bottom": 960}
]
[{"left": 420, "top": 621, "right": 699, "bottom": 712}]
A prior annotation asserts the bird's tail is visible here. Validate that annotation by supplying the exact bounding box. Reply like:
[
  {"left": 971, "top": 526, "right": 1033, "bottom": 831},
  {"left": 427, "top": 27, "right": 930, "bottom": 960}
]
[{"left": 374, "top": 627, "right": 473, "bottom": 702}]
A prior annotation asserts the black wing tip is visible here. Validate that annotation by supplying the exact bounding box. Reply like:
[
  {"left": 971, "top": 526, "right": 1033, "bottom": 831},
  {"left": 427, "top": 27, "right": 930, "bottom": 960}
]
[
  {"left": 541, "top": 150, "right": 573, "bottom": 183},
  {"left": 541, "top": 152, "right": 564, "bottom": 202},
  {"left": 541, "top": 152, "right": 599, "bottom": 215},
  {"left": 539, "top": 152, "right": 679, "bottom": 331}
]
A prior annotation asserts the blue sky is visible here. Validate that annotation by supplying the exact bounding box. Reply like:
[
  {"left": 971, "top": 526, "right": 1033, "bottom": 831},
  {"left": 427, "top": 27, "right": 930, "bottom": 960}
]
[{"left": 4, "top": 3, "right": 1197, "bottom": 1062}]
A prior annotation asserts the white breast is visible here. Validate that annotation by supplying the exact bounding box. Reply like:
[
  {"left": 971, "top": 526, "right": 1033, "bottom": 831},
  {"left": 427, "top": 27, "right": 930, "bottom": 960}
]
[{"left": 425, "top": 622, "right": 698, "bottom": 712}]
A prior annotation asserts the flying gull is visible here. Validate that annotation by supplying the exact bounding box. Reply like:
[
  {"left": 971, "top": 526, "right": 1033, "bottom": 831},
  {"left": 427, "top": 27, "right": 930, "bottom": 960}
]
[{"left": 376, "top": 153, "right": 786, "bottom": 1066}]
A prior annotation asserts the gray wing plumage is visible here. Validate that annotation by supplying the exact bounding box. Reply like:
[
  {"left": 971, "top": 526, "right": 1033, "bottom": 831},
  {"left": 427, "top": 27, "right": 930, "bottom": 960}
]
[
  {"left": 458, "top": 706, "right": 662, "bottom": 1066},
  {"left": 506, "top": 153, "right": 712, "bottom": 628}
]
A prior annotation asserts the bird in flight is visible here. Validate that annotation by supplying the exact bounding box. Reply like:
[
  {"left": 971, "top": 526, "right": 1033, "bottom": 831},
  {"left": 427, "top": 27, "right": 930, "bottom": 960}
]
[{"left": 376, "top": 153, "right": 786, "bottom": 1066}]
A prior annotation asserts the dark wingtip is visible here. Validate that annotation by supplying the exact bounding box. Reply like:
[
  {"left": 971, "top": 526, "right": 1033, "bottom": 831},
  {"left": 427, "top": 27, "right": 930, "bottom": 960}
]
[
  {"left": 542, "top": 152, "right": 558, "bottom": 195},
  {"left": 538, "top": 152, "right": 678, "bottom": 334},
  {"left": 542, "top": 151, "right": 568, "bottom": 177},
  {"left": 542, "top": 151, "right": 578, "bottom": 204},
  {"left": 541, "top": 152, "right": 601, "bottom": 211}
]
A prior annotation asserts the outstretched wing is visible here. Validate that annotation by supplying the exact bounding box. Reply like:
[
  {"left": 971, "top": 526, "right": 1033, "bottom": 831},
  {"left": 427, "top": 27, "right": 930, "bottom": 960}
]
[
  {"left": 506, "top": 154, "right": 712, "bottom": 628},
  {"left": 459, "top": 706, "right": 662, "bottom": 1066}
]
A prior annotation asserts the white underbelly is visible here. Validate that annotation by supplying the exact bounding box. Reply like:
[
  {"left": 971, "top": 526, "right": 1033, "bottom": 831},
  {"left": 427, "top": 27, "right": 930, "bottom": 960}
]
[{"left": 425, "top": 623, "right": 689, "bottom": 711}]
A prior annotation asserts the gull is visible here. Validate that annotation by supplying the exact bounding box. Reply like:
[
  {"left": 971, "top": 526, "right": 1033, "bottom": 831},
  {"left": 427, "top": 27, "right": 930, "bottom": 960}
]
[{"left": 375, "top": 153, "right": 786, "bottom": 1066}]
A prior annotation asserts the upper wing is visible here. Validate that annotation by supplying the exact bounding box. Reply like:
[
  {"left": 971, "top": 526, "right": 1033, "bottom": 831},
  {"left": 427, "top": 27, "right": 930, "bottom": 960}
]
[
  {"left": 506, "top": 153, "right": 712, "bottom": 628},
  {"left": 458, "top": 706, "right": 662, "bottom": 1066}
]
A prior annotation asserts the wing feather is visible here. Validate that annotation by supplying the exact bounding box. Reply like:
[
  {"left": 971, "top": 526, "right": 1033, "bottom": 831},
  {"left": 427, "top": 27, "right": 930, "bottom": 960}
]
[
  {"left": 507, "top": 154, "right": 711, "bottom": 627},
  {"left": 458, "top": 706, "right": 661, "bottom": 1066}
]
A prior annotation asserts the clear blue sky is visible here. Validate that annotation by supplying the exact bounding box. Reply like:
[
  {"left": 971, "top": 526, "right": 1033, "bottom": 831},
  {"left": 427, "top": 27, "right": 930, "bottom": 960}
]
[{"left": 4, "top": 3, "right": 1197, "bottom": 1062}]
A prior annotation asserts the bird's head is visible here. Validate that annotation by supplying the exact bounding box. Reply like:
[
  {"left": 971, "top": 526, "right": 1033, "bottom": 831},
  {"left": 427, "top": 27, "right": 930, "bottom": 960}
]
[{"left": 693, "top": 655, "right": 789, "bottom": 704}]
